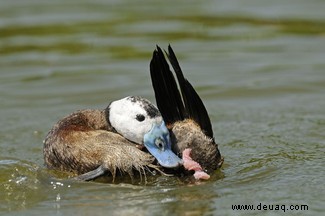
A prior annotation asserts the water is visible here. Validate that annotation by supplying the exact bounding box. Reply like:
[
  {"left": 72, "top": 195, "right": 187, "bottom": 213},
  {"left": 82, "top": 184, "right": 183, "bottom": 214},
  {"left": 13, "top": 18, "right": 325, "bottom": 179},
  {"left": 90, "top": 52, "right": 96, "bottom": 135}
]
[{"left": 1, "top": 0, "right": 324, "bottom": 215}]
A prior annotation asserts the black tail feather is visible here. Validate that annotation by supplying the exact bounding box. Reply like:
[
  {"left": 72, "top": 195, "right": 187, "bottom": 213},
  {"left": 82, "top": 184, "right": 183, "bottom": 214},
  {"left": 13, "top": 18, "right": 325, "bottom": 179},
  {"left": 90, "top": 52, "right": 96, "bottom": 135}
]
[
  {"left": 150, "top": 46, "right": 186, "bottom": 125},
  {"left": 150, "top": 45, "right": 214, "bottom": 138}
]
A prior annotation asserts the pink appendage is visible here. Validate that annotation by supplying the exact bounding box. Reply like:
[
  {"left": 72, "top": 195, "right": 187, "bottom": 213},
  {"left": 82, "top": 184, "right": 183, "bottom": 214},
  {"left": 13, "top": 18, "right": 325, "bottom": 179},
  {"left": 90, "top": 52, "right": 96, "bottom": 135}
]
[{"left": 182, "top": 148, "right": 210, "bottom": 180}]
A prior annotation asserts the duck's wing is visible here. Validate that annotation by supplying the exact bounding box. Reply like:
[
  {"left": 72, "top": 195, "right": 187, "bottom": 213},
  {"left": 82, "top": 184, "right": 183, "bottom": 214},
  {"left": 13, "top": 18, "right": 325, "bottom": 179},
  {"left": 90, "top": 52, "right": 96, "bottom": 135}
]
[{"left": 150, "top": 45, "right": 214, "bottom": 139}]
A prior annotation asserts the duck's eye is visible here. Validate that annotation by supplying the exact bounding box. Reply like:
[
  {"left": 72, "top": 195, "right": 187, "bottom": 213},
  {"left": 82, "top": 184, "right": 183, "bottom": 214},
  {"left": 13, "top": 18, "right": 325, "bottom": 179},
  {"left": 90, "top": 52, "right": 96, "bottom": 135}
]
[
  {"left": 155, "top": 138, "right": 164, "bottom": 151},
  {"left": 136, "top": 114, "right": 145, "bottom": 122}
]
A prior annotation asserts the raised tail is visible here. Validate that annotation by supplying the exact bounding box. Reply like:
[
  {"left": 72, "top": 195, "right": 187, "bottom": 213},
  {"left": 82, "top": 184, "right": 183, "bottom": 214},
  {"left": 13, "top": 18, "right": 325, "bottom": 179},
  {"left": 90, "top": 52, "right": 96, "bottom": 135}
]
[{"left": 150, "top": 45, "right": 214, "bottom": 139}]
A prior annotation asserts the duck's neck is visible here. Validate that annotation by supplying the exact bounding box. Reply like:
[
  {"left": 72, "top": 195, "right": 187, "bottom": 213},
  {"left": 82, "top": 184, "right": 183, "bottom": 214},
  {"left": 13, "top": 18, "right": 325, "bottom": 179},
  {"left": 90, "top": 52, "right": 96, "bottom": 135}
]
[{"left": 81, "top": 109, "right": 113, "bottom": 131}]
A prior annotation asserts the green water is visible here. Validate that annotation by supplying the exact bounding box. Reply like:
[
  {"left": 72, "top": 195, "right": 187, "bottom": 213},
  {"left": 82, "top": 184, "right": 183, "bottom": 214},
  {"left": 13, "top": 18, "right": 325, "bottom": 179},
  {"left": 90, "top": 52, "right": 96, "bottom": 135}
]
[{"left": 1, "top": 0, "right": 324, "bottom": 215}]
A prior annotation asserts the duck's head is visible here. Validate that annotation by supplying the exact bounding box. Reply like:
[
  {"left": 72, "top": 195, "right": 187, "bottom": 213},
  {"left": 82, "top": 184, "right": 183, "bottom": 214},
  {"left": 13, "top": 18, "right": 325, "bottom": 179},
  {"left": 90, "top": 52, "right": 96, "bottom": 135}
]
[{"left": 107, "top": 96, "right": 182, "bottom": 168}]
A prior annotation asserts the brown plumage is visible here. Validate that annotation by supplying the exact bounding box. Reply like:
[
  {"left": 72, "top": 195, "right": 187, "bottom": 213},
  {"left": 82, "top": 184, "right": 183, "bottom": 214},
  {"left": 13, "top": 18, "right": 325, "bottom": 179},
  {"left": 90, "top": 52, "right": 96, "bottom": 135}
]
[
  {"left": 170, "top": 119, "right": 222, "bottom": 173},
  {"left": 43, "top": 109, "right": 155, "bottom": 180}
]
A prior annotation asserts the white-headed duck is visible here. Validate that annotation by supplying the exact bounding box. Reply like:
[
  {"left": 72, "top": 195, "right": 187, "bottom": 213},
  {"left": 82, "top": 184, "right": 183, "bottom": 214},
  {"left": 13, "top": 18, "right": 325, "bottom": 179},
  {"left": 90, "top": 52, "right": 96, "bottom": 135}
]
[{"left": 43, "top": 45, "right": 223, "bottom": 181}]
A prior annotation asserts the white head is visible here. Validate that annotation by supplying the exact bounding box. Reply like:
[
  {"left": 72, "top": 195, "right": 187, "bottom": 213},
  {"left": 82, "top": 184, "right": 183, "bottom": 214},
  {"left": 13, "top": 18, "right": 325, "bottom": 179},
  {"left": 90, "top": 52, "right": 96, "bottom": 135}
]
[
  {"left": 108, "top": 96, "right": 182, "bottom": 168},
  {"left": 108, "top": 96, "right": 162, "bottom": 144}
]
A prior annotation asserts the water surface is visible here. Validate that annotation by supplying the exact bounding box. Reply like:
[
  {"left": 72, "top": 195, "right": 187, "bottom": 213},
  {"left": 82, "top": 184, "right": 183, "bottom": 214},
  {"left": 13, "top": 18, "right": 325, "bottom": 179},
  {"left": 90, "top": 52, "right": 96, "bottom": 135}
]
[{"left": 1, "top": 0, "right": 324, "bottom": 215}]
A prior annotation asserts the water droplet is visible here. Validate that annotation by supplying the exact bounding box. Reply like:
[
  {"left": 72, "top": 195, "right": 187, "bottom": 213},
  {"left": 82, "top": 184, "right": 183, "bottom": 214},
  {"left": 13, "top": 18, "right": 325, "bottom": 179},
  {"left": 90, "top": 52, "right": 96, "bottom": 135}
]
[{"left": 56, "top": 193, "right": 61, "bottom": 201}]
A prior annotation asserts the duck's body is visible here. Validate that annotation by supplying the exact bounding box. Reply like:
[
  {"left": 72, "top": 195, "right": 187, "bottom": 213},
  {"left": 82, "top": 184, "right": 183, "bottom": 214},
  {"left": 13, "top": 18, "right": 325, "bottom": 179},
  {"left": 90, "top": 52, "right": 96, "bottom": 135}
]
[
  {"left": 43, "top": 109, "right": 153, "bottom": 177},
  {"left": 44, "top": 96, "right": 182, "bottom": 181},
  {"left": 44, "top": 45, "right": 223, "bottom": 181}
]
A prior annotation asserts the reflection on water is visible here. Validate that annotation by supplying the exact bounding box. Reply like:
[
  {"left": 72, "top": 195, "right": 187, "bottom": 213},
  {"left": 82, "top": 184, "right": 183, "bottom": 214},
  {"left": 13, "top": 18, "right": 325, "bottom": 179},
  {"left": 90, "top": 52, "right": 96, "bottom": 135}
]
[{"left": 1, "top": 0, "right": 325, "bottom": 215}]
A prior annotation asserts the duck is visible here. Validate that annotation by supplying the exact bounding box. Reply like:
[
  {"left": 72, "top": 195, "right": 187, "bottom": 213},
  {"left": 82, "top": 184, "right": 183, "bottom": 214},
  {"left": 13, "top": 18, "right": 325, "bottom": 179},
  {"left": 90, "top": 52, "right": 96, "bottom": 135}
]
[
  {"left": 43, "top": 95, "right": 182, "bottom": 181},
  {"left": 43, "top": 45, "right": 223, "bottom": 181},
  {"left": 149, "top": 45, "right": 223, "bottom": 179}
]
